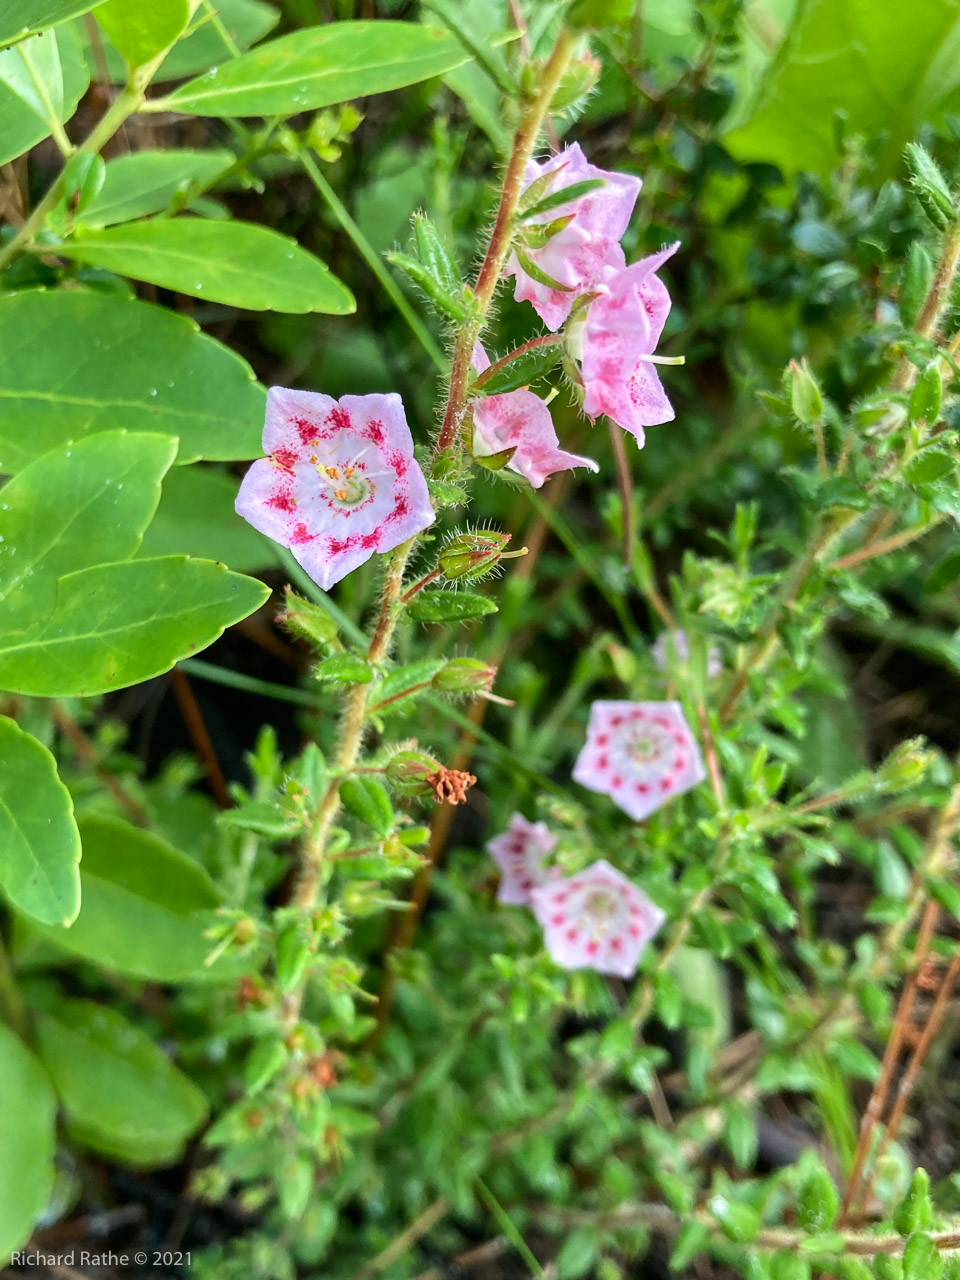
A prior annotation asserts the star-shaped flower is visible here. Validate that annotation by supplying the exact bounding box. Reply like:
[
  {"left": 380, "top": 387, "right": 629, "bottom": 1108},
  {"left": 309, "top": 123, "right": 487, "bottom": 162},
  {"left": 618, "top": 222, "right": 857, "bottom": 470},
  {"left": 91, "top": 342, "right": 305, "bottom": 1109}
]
[
  {"left": 471, "top": 344, "right": 598, "bottom": 488},
  {"left": 505, "top": 143, "right": 641, "bottom": 331},
  {"left": 486, "top": 813, "right": 558, "bottom": 905},
  {"left": 236, "top": 387, "right": 434, "bottom": 590},
  {"left": 530, "top": 859, "right": 664, "bottom": 978},
  {"left": 572, "top": 700, "right": 705, "bottom": 821},
  {"left": 576, "top": 242, "right": 679, "bottom": 446}
]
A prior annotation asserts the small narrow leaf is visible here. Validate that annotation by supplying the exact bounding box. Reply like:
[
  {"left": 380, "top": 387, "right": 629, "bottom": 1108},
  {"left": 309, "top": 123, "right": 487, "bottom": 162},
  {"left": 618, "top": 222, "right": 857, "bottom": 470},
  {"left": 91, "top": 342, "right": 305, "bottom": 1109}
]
[
  {"left": 519, "top": 177, "right": 605, "bottom": 220},
  {"left": 405, "top": 590, "right": 497, "bottom": 623}
]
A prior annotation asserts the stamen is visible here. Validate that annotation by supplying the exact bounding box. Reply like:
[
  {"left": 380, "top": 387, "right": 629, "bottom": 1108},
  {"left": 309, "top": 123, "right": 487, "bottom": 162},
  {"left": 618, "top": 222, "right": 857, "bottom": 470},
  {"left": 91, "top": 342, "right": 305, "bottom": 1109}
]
[{"left": 334, "top": 488, "right": 347, "bottom": 500}]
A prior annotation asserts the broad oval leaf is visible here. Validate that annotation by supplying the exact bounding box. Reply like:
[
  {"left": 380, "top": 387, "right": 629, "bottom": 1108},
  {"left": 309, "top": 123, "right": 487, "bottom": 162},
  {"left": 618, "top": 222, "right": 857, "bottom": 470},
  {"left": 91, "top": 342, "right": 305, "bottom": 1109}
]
[
  {"left": 0, "top": 29, "right": 64, "bottom": 124},
  {"left": 0, "top": 0, "right": 99, "bottom": 49},
  {"left": 56, "top": 217, "right": 356, "bottom": 314},
  {"left": 0, "top": 555, "right": 270, "bottom": 697},
  {"left": 73, "top": 0, "right": 278, "bottom": 82},
  {"left": 0, "top": 21, "right": 87, "bottom": 165},
  {"left": 139, "top": 463, "right": 273, "bottom": 571},
  {"left": 157, "top": 20, "right": 470, "bottom": 117},
  {"left": 0, "top": 717, "right": 80, "bottom": 926},
  {"left": 80, "top": 148, "right": 235, "bottom": 227},
  {"left": 93, "top": 0, "right": 190, "bottom": 69},
  {"left": 0, "top": 1023, "right": 56, "bottom": 1263},
  {"left": 726, "top": 0, "right": 960, "bottom": 176},
  {"left": 0, "top": 290, "right": 265, "bottom": 472},
  {"left": 31, "top": 815, "right": 220, "bottom": 981},
  {"left": 35, "top": 999, "right": 208, "bottom": 1165},
  {"left": 0, "top": 430, "right": 177, "bottom": 628}
]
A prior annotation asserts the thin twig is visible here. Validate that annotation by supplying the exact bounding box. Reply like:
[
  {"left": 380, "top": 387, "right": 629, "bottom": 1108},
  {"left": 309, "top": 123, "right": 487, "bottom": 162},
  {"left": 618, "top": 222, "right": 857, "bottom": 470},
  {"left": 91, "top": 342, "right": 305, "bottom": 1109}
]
[{"left": 169, "top": 668, "right": 231, "bottom": 810}]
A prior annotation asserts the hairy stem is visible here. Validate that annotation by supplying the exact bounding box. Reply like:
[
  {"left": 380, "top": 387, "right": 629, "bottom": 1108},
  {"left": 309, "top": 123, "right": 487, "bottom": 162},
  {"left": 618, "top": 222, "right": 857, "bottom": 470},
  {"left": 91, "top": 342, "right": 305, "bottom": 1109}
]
[{"left": 433, "top": 28, "right": 575, "bottom": 457}]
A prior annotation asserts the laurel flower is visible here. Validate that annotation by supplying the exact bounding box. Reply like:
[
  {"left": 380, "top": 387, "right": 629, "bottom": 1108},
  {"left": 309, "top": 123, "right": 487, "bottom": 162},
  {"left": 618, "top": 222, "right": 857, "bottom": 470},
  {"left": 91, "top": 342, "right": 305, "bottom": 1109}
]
[{"left": 486, "top": 813, "right": 558, "bottom": 906}]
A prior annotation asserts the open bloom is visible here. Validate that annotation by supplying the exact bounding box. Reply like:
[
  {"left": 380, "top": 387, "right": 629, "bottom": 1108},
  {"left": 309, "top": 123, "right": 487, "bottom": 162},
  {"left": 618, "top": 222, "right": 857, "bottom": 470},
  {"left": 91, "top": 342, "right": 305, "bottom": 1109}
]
[
  {"left": 471, "top": 344, "right": 597, "bottom": 488},
  {"left": 505, "top": 143, "right": 641, "bottom": 331},
  {"left": 576, "top": 242, "right": 679, "bottom": 446},
  {"left": 572, "top": 700, "right": 705, "bottom": 821},
  {"left": 236, "top": 387, "right": 434, "bottom": 590},
  {"left": 486, "top": 813, "right": 558, "bottom": 905},
  {"left": 651, "top": 628, "right": 722, "bottom": 679},
  {"left": 530, "top": 859, "right": 664, "bottom": 978}
]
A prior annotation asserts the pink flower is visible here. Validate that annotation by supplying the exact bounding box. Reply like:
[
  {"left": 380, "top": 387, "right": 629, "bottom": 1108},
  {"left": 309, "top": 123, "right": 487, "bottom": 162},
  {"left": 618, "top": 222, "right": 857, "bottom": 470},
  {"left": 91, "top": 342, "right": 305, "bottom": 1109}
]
[
  {"left": 235, "top": 387, "right": 434, "bottom": 591},
  {"left": 530, "top": 859, "right": 664, "bottom": 978},
  {"left": 505, "top": 143, "right": 641, "bottom": 331},
  {"left": 577, "top": 242, "right": 680, "bottom": 446},
  {"left": 486, "top": 813, "right": 558, "bottom": 906},
  {"left": 572, "top": 700, "right": 705, "bottom": 821},
  {"left": 471, "top": 344, "right": 598, "bottom": 488},
  {"left": 651, "top": 629, "right": 722, "bottom": 679}
]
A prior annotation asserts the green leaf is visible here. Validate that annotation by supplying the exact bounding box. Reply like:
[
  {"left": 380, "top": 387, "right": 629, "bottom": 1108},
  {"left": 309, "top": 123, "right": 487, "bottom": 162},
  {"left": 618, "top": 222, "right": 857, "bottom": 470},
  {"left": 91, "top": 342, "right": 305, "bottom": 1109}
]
[
  {"left": 905, "top": 448, "right": 955, "bottom": 485},
  {"left": 35, "top": 998, "right": 208, "bottom": 1165},
  {"left": 520, "top": 178, "right": 606, "bottom": 221},
  {"left": 74, "top": 0, "right": 279, "bottom": 82},
  {"left": 894, "top": 1170, "right": 934, "bottom": 1235},
  {"left": 0, "top": 29, "right": 63, "bottom": 124},
  {"left": 339, "top": 776, "right": 393, "bottom": 836},
  {"left": 0, "top": 717, "right": 81, "bottom": 926},
  {"left": 405, "top": 589, "right": 497, "bottom": 623},
  {"left": 0, "top": 556, "right": 269, "bottom": 697},
  {"left": 0, "top": 21, "right": 86, "bottom": 164},
  {"left": 0, "top": 0, "right": 99, "bottom": 49},
  {"left": 80, "top": 147, "right": 234, "bottom": 226},
  {"left": 0, "top": 1023, "right": 56, "bottom": 1263},
  {"left": 555, "top": 1227, "right": 596, "bottom": 1279},
  {"left": 0, "top": 431, "right": 177, "bottom": 628},
  {"left": 472, "top": 339, "right": 564, "bottom": 396},
  {"left": 31, "top": 815, "right": 220, "bottom": 981},
  {"left": 0, "top": 290, "right": 265, "bottom": 472},
  {"left": 726, "top": 0, "right": 960, "bottom": 176},
  {"left": 156, "top": 20, "right": 471, "bottom": 117},
  {"left": 903, "top": 1232, "right": 943, "bottom": 1280},
  {"left": 93, "top": 0, "right": 189, "bottom": 69},
  {"left": 138, "top": 463, "right": 273, "bottom": 571},
  {"left": 797, "top": 1161, "right": 841, "bottom": 1233},
  {"left": 314, "top": 652, "right": 373, "bottom": 684},
  {"left": 369, "top": 658, "right": 446, "bottom": 714},
  {"left": 57, "top": 217, "right": 355, "bottom": 314}
]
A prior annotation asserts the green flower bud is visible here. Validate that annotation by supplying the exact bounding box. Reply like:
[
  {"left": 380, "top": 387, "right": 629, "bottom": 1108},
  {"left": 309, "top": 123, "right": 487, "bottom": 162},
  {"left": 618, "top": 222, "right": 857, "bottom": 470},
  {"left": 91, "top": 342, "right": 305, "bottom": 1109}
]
[
  {"left": 432, "top": 657, "right": 496, "bottom": 694},
  {"left": 788, "top": 358, "right": 824, "bottom": 426},
  {"left": 385, "top": 749, "right": 442, "bottom": 798},
  {"left": 893, "top": 1169, "right": 934, "bottom": 1235},
  {"left": 438, "top": 530, "right": 512, "bottom": 582}
]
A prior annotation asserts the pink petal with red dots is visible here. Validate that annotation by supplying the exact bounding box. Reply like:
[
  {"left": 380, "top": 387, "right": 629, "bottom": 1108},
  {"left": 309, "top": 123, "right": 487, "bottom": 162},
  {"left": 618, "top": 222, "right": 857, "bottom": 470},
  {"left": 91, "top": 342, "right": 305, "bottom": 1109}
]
[
  {"left": 471, "top": 344, "right": 598, "bottom": 488},
  {"left": 530, "top": 858, "right": 664, "bottom": 978},
  {"left": 486, "top": 812, "right": 558, "bottom": 906},
  {"left": 578, "top": 243, "right": 680, "bottom": 445},
  {"left": 504, "top": 144, "right": 641, "bottom": 331},
  {"left": 572, "top": 700, "right": 705, "bottom": 821},
  {"left": 236, "top": 387, "right": 434, "bottom": 591}
]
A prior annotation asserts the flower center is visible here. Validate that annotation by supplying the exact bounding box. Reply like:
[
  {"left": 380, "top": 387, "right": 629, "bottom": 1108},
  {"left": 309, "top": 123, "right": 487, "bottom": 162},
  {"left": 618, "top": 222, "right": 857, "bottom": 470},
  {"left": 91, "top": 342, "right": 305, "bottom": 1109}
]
[
  {"left": 630, "top": 730, "right": 663, "bottom": 765},
  {"left": 584, "top": 889, "right": 616, "bottom": 922},
  {"left": 311, "top": 457, "right": 372, "bottom": 509}
]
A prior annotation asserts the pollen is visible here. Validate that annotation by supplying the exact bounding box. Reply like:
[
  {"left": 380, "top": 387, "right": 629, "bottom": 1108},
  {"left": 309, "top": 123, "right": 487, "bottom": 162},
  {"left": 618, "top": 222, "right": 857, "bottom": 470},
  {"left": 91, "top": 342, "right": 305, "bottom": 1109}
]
[
  {"left": 334, "top": 488, "right": 347, "bottom": 500},
  {"left": 323, "top": 465, "right": 340, "bottom": 480}
]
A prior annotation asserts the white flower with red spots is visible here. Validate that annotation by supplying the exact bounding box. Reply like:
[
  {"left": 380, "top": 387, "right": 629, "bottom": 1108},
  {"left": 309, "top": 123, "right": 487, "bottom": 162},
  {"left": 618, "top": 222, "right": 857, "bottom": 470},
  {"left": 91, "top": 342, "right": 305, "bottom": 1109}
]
[
  {"left": 574, "top": 242, "right": 679, "bottom": 447},
  {"left": 486, "top": 813, "right": 558, "bottom": 905},
  {"left": 572, "top": 700, "right": 705, "bottom": 821},
  {"left": 530, "top": 859, "right": 664, "bottom": 978},
  {"left": 471, "top": 344, "right": 598, "bottom": 488},
  {"left": 235, "top": 387, "right": 434, "bottom": 590},
  {"left": 505, "top": 143, "right": 641, "bottom": 332}
]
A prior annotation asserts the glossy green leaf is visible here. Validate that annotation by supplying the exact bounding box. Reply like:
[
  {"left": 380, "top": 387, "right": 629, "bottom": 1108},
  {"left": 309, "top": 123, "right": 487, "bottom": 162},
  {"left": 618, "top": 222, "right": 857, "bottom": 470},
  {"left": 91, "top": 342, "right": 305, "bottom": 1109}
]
[
  {"left": 0, "top": 0, "right": 99, "bottom": 49},
  {"left": 0, "top": 431, "right": 177, "bottom": 628},
  {"left": 35, "top": 999, "right": 208, "bottom": 1165},
  {"left": 726, "top": 0, "right": 960, "bottom": 175},
  {"left": 0, "top": 29, "right": 63, "bottom": 123},
  {"left": 57, "top": 217, "right": 356, "bottom": 314},
  {"left": 0, "top": 555, "right": 270, "bottom": 697},
  {"left": 157, "top": 20, "right": 471, "bottom": 117},
  {"left": 93, "top": 0, "right": 190, "bottom": 69},
  {"left": 80, "top": 148, "right": 234, "bottom": 226},
  {"left": 0, "top": 1023, "right": 56, "bottom": 1263},
  {"left": 139, "top": 463, "right": 273, "bottom": 571},
  {"left": 0, "top": 717, "right": 80, "bottom": 926},
  {"left": 74, "top": 0, "right": 278, "bottom": 82},
  {"left": 0, "top": 291, "right": 265, "bottom": 472},
  {"left": 0, "top": 21, "right": 86, "bottom": 164},
  {"left": 32, "top": 815, "right": 220, "bottom": 981}
]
